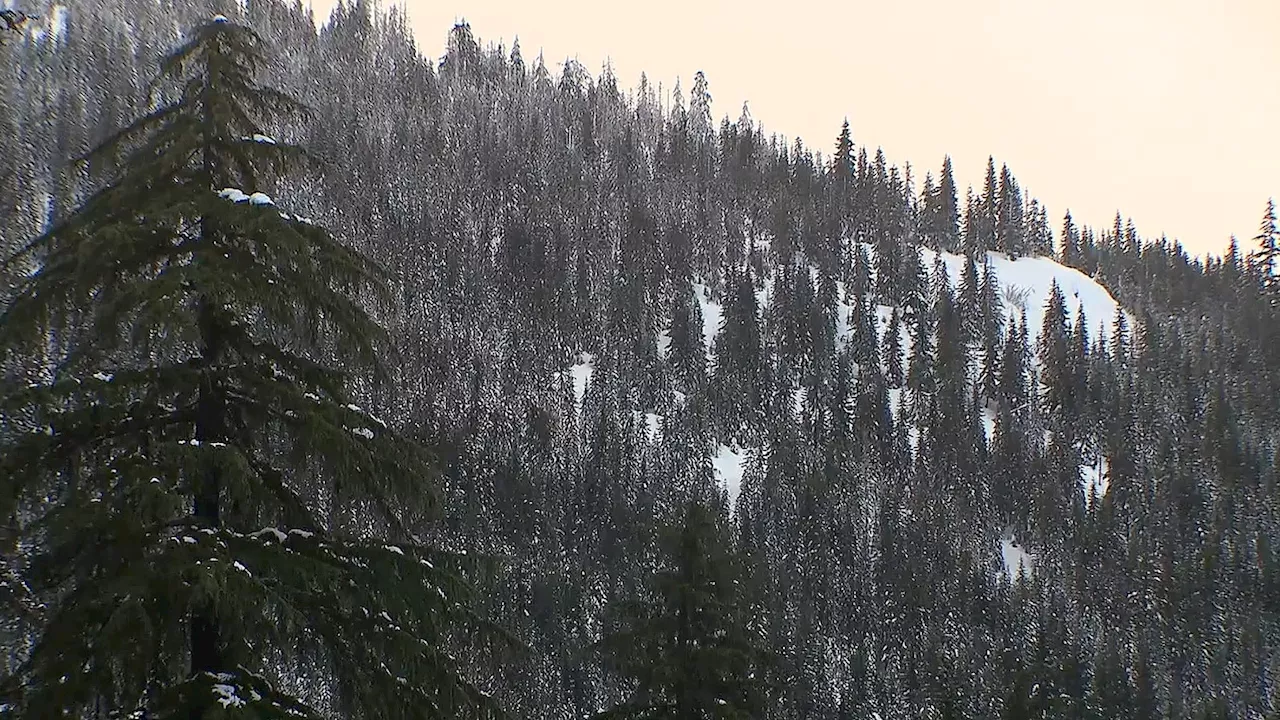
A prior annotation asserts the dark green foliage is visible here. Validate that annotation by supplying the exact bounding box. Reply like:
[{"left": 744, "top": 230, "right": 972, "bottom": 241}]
[
  {"left": 977, "top": 157, "right": 998, "bottom": 252},
  {"left": 830, "top": 119, "right": 855, "bottom": 240},
  {"left": 594, "top": 501, "right": 770, "bottom": 719},
  {"left": 667, "top": 282, "right": 707, "bottom": 395},
  {"left": 0, "top": 16, "right": 503, "bottom": 718},
  {"left": 711, "top": 266, "right": 764, "bottom": 444},
  {"left": 977, "top": 257, "right": 1005, "bottom": 401},
  {"left": 882, "top": 306, "right": 904, "bottom": 389},
  {"left": 1060, "top": 211, "right": 1079, "bottom": 267}
]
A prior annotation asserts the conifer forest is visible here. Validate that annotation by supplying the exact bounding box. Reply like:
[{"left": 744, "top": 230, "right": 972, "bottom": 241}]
[{"left": 1, "top": 1, "right": 1279, "bottom": 718}]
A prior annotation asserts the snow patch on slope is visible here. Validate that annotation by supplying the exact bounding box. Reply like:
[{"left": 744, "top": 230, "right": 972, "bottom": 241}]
[
  {"left": 1080, "top": 455, "right": 1110, "bottom": 503},
  {"left": 847, "top": 243, "right": 1124, "bottom": 345},
  {"left": 683, "top": 246, "right": 1124, "bottom": 516},
  {"left": 713, "top": 444, "right": 750, "bottom": 511},
  {"left": 693, "top": 282, "right": 722, "bottom": 361},
  {"left": 656, "top": 328, "right": 672, "bottom": 358},
  {"left": 887, "top": 388, "right": 904, "bottom": 422},
  {"left": 1000, "top": 534, "right": 1034, "bottom": 582},
  {"left": 981, "top": 407, "right": 996, "bottom": 443},
  {"left": 793, "top": 386, "right": 807, "bottom": 414},
  {"left": 632, "top": 411, "right": 663, "bottom": 441},
  {"left": 568, "top": 353, "right": 594, "bottom": 408},
  {"left": 916, "top": 247, "right": 1124, "bottom": 341}
]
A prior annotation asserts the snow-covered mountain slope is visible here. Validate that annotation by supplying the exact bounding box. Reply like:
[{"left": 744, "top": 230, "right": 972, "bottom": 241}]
[
  {"left": 564, "top": 247, "right": 1126, "bottom": 517},
  {"left": 1000, "top": 533, "right": 1035, "bottom": 581},
  {"left": 691, "top": 246, "right": 1125, "bottom": 368},
  {"left": 919, "top": 246, "right": 1124, "bottom": 341},
  {"left": 712, "top": 444, "right": 750, "bottom": 509}
]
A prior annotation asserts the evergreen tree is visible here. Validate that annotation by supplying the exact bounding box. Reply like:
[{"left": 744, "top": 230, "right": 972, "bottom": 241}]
[
  {"left": 594, "top": 501, "right": 769, "bottom": 719},
  {"left": 850, "top": 244, "right": 872, "bottom": 303},
  {"left": 978, "top": 156, "right": 998, "bottom": 252},
  {"left": 919, "top": 171, "right": 938, "bottom": 248},
  {"left": 689, "top": 71, "right": 713, "bottom": 142},
  {"left": 850, "top": 291, "right": 878, "bottom": 368},
  {"left": 1250, "top": 198, "right": 1279, "bottom": 301},
  {"left": 1037, "top": 281, "right": 1072, "bottom": 421},
  {"left": 995, "top": 164, "right": 1024, "bottom": 258},
  {"left": 1060, "top": 211, "right": 1078, "bottom": 267},
  {"left": 832, "top": 119, "right": 854, "bottom": 185},
  {"left": 958, "top": 252, "right": 981, "bottom": 344},
  {"left": 0, "top": 17, "right": 502, "bottom": 717},
  {"left": 937, "top": 156, "right": 960, "bottom": 252},
  {"left": 1023, "top": 197, "right": 1051, "bottom": 257},
  {"left": 977, "top": 257, "right": 1005, "bottom": 401},
  {"left": 667, "top": 281, "right": 708, "bottom": 395},
  {"left": 882, "top": 306, "right": 904, "bottom": 389},
  {"left": 831, "top": 119, "right": 854, "bottom": 239},
  {"left": 711, "top": 266, "right": 764, "bottom": 443}
]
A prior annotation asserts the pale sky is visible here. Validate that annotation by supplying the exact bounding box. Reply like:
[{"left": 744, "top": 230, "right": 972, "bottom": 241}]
[{"left": 317, "top": 0, "right": 1279, "bottom": 258}]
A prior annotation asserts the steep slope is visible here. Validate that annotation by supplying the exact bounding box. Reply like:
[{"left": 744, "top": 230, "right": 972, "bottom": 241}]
[
  {"left": 559, "top": 246, "right": 1126, "bottom": 514},
  {"left": 682, "top": 246, "right": 1127, "bottom": 505},
  {"left": 919, "top": 247, "right": 1124, "bottom": 341}
]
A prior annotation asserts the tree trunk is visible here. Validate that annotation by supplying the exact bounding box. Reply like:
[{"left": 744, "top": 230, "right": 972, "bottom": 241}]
[
  {"left": 190, "top": 296, "right": 225, "bottom": 710},
  {"left": 191, "top": 63, "right": 224, "bottom": 712}
]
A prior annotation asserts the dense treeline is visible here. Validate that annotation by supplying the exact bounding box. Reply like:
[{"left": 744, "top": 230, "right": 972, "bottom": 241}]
[{"left": 2, "top": 1, "right": 1278, "bottom": 718}]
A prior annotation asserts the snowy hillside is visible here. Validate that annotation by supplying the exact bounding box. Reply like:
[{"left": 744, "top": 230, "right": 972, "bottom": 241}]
[
  {"left": 564, "top": 247, "right": 1127, "bottom": 512},
  {"left": 918, "top": 246, "right": 1125, "bottom": 342},
  {"left": 678, "top": 246, "right": 1127, "bottom": 512},
  {"left": 690, "top": 246, "right": 1125, "bottom": 371}
]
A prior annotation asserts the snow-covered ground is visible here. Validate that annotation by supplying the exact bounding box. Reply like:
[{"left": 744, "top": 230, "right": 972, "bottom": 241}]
[
  {"left": 981, "top": 407, "right": 996, "bottom": 443},
  {"left": 692, "top": 282, "right": 722, "bottom": 362},
  {"left": 916, "top": 246, "right": 1124, "bottom": 342},
  {"left": 566, "top": 352, "right": 594, "bottom": 408},
  {"left": 1080, "top": 455, "right": 1110, "bottom": 503},
  {"left": 631, "top": 411, "right": 663, "bottom": 442},
  {"left": 712, "top": 444, "right": 750, "bottom": 510},
  {"left": 1000, "top": 533, "right": 1035, "bottom": 582}
]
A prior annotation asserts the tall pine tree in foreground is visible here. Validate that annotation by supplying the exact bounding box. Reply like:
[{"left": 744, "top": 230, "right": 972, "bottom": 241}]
[
  {"left": 0, "top": 16, "right": 504, "bottom": 718},
  {"left": 594, "top": 500, "right": 769, "bottom": 719}
]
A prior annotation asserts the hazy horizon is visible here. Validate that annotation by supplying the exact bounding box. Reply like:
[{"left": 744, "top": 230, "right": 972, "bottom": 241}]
[{"left": 315, "top": 0, "right": 1279, "bottom": 259}]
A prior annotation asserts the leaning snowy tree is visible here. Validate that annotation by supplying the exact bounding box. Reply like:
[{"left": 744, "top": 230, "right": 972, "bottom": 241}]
[{"left": 0, "top": 16, "right": 506, "bottom": 719}]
